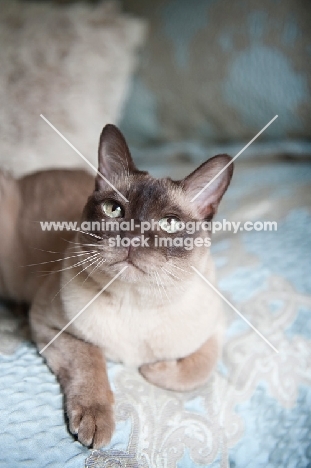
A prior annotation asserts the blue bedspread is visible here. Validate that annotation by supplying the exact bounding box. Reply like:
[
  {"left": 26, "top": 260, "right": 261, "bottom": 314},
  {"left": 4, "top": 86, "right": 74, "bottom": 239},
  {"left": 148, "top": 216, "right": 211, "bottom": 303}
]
[{"left": 1, "top": 160, "right": 311, "bottom": 467}]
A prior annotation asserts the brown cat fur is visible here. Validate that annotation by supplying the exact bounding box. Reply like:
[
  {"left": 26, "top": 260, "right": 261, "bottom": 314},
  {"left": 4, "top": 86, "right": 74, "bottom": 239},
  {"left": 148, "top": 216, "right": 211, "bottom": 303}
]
[{"left": 0, "top": 125, "right": 233, "bottom": 447}]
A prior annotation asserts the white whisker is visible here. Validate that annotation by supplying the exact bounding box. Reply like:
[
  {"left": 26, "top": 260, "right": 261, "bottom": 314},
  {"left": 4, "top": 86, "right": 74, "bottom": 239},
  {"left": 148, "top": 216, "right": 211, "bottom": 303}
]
[
  {"left": 156, "top": 269, "right": 171, "bottom": 303},
  {"left": 25, "top": 251, "right": 97, "bottom": 267},
  {"left": 39, "top": 253, "right": 99, "bottom": 275},
  {"left": 83, "top": 256, "right": 107, "bottom": 283},
  {"left": 80, "top": 256, "right": 104, "bottom": 284},
  {"left": 161, "top": 267, "right": 186, "bottom": 294},
  {"left": 52, "top": 254, "right": 101, "bottom": 300},
  {"left": 153, "top": 270, "right": 164, "bottom": 301},
  {"left": 169, "top": 262, "right": 191, "bottom": 274},
  {"left": 146, "top": 267, "right": 158, "bottom": 302},
  {"left": 71, "top": 228, "right": 103, "bottom": 241},
  {"left": 32, "top": 247, "right": 62, "bottom": 254},
  {"left": 92, "top": 256, "right": 107, "bottom": 274},
  {"left": 161, "top": 266, "right": 180, "bottom": 281},
  {"left": 66, "top": 242, "right": 104, "bottom": 250}
]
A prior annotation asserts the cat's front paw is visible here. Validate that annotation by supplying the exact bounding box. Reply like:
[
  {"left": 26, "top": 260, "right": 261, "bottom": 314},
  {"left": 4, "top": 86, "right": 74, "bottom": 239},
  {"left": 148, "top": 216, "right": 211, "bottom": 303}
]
[
  {"left": 67, "top": 401, "right": 115, "bottom": 448},
  {"left": 139, "top": 360, "right": 181, "bottom": 391}
]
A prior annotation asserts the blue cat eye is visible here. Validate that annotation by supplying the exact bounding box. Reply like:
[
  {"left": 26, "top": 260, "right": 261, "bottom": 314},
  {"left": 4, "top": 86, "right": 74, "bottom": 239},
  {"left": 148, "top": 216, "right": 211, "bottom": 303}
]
[{"left": 101, "top": 200, "right": 124, "bottom": 218}]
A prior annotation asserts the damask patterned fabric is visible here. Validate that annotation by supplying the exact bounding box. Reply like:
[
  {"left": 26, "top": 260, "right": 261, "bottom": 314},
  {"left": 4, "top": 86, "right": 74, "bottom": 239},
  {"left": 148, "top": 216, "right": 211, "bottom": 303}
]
[
  {"left": 120, "top": 0, "right": 311, "bottom": 153},
  {"left": 0, "top": 157, "right": 310, "bottom": 467}
]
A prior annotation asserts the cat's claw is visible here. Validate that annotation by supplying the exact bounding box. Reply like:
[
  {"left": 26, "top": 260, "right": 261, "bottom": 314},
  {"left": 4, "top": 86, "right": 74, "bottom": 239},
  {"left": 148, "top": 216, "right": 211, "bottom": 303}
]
[{"left": 68, "top": 402, "right": 114, "bottom": 448}]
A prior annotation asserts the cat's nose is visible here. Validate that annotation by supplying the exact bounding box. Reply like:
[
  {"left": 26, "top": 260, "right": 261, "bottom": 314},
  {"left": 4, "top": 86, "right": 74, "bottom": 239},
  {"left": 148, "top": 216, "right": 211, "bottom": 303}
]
[{"left": 120, "top": 227, "right": 141, "bottom": 239}]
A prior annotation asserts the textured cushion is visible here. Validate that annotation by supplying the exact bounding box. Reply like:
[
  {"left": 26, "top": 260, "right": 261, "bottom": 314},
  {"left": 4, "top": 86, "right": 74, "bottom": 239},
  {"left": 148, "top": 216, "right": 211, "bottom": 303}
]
[
  {"left": 0, "top": 0, "right": 146, "bottom": 176},
  {"left": 120, "top": 0, "right": 311, "bottom": 149}
]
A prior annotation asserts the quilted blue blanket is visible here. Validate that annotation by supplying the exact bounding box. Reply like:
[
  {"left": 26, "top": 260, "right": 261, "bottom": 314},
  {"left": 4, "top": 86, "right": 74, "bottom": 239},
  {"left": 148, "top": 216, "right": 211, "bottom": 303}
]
[{"left": 1, "top": 159, "right": 311, "bottom": 467}]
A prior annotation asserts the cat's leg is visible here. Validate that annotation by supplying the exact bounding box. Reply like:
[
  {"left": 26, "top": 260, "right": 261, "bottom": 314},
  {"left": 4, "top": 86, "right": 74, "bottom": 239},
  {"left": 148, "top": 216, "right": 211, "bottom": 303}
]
[
  {"left": 30, "top": 308, "right": 114, "bottom": 448},
  {"left": 139, "top": 334, "right": 221, "bottom": 392}
]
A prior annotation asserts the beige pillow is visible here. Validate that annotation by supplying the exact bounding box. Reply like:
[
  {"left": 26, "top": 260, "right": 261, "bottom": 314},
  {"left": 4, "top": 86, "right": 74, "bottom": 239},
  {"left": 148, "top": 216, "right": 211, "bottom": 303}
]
[{"left": 0, "top": 0, "right": 146, "bottom": 176}]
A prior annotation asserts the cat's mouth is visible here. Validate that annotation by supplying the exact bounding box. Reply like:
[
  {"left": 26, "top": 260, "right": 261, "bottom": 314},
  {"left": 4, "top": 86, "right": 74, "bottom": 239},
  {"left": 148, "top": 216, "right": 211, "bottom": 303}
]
[{"left": 112, "top": 258, "right": 146, "bottom": 274}]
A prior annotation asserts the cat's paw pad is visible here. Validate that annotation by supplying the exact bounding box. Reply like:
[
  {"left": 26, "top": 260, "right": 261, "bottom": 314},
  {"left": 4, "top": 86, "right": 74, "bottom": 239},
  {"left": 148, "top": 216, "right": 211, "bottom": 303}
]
[
  {"left": 68, "top": 402, "right": 114, "bottom": 448},
  {"left": 139, "top": 360, "right": 178, "bottom": 389}
]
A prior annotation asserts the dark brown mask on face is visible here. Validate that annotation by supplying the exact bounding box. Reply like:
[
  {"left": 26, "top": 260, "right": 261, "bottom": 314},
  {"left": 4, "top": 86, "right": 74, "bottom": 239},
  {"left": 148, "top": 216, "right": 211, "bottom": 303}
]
[{"left": 78, "top": 124, "right": 233, "bottom": 283}]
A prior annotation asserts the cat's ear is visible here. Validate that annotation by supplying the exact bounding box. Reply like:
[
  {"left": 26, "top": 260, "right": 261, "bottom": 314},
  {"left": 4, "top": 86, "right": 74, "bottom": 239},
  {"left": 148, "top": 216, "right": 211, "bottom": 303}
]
[
  {"left": 182, "top": 154, "right": 233, "bottom": 218},
  {"left": 96, "top": 124, "right": 137, "bottom": 190}
]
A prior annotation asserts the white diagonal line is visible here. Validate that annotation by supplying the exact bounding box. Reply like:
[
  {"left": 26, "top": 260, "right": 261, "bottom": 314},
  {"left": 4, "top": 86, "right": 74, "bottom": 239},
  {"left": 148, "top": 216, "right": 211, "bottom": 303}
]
[
  {"left": 39, "top": 266, "right": 128, "bottom": 354},
  {"left": 191, "top": 266, "right": 279, "bottom": 353},
  {"left": 40, "top": 114, "right": 129, "bottom": 203},
  {"left": 191, "top": 115, "right": 278, "bottom": 202}
]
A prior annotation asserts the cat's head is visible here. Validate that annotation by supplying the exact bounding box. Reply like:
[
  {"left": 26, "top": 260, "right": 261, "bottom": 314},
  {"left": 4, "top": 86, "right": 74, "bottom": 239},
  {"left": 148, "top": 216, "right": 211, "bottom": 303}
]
[{"left": 78, "top": 125, "right": 233, "bottom": 286}]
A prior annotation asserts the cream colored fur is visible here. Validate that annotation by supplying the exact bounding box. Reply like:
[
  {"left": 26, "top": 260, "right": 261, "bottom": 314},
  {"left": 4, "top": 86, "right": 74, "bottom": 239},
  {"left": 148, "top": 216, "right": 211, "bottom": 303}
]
[
  {"left": 0, "top": 126, "right": 232, "bottom": 447},
  {"left": 60, "top": 249, "right": 224, "bottom": 367}
]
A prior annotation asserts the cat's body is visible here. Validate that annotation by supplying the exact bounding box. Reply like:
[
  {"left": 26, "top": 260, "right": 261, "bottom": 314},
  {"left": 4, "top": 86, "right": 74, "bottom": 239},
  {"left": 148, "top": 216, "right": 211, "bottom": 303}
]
[
  {"left": 0, "top": 125, "right": 233, "bottom": 448},
  {"left": 0, "top": 169, "right": 94, "bottom": 301},
  {"left": 54, "top": 251, "right": 222, "bottom": 368}
]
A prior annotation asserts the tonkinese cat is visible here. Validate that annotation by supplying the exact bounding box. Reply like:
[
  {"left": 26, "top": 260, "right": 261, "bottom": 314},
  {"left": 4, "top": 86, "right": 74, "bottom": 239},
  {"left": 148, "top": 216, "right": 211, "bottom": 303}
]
[{"left": 0, "top": 125, "right": 233, "bottom": 447}]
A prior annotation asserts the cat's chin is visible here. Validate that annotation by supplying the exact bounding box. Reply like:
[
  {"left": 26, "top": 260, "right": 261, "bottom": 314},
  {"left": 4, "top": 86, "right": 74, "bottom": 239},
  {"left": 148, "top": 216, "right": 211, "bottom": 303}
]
[{"left": 109, "top": 260, "right": 147, "bottom": 283}]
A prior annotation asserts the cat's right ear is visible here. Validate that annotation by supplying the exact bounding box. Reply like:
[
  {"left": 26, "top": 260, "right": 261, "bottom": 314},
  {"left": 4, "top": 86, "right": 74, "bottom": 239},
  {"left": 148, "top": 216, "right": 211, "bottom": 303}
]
[{"left": 96, "top": 124, "right": 137, "bottom": 190}]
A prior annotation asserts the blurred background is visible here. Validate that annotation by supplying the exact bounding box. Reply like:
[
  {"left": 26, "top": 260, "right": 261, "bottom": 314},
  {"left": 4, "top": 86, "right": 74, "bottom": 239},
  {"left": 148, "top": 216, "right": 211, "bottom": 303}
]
[
  {"left": 121, "top": 0, "right": 311, "bottom": 176},
  {"left": 1, "top": 1, "right": 311, "bottom": 467},
  {"left": 0, "top": 0, "right": 310, "bottom": 176}
]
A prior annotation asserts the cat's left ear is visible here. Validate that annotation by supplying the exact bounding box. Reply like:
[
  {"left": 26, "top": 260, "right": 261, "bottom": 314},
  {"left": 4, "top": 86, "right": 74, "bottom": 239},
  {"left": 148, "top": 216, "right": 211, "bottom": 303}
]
[
  {"left": 181, "top": 154, "right": 233, "bottom": 218},
  {"left": 96, "top": 124, "right": 137, "bottom": 190}
]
